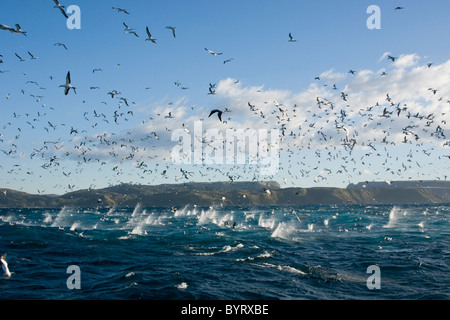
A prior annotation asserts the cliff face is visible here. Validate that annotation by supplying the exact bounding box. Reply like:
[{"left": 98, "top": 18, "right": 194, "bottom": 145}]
[{"left": 0, "top": 180, "right": 449, "bottom": 208}]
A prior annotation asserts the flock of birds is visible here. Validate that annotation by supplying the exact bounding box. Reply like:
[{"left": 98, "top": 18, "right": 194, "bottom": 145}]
[{"left": 1, "top": 3, "right": 449, "bottom": 195}]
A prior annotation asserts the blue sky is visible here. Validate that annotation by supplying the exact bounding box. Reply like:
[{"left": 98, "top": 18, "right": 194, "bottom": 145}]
[{"left": 1, "top": 0, "right": 449, "bottom": 194}]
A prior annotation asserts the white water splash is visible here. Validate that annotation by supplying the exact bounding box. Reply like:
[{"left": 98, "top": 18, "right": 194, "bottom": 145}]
[
  {"left": 176, "top": 282, "right": 188, "bottom": 290},
  {"left": 50, "top": 206, "right": 72, "bottom": 228},
  {"left": 258, "top": 213, "right": 276, "bottom": 229},
  {"left": 43, "top": 212, "right": 53, "bottom": 224},
  {"left": 271, "top": 222, "right": 296, "bottom": 240},
  {"left": 384, "top": 206, "right": 400, "bottom": 228}
]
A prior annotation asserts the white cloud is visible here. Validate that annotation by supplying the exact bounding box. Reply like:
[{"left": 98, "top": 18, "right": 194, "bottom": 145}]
[{"left": 211, "top": 54, "right": 449, "bottom": 151}]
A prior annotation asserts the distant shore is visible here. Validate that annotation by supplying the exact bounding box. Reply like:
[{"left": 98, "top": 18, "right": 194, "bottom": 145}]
[{"left": 1, "top": 180, "right": 449, "bottom": 208}]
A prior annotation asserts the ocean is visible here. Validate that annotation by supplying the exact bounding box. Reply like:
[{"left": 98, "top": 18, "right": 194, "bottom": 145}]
[{"left": 0, "top": 203, "right": 449, "bottom": 300}]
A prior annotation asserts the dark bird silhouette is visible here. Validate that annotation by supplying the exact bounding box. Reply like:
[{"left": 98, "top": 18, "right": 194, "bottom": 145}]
[
  {"left": 388, "top": 55, "right": 397, "bottom": 62},
  {"left": 112, "top": 7, "right": 130, "bottom": 14},
  {"left": 208, "top": 109, "right": 223, "bottom": 122}
]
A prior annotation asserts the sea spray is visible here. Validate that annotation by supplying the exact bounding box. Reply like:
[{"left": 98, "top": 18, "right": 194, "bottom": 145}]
[
  {"left": 106, "top": 206, "right": 116, "bottom": 216},
  {"left": 131, "top": 203, "right": 142, "bottom": 217},
  {"left": 384, "top": 206, "right": 399, "bottom": 228},
  {"left": 271, "top": 222, "right": 296, "bottom": 240},
  {"left": 43, "top": 212, "right": 53, "bottom": 224},
  {"left": 51, "top": 206, "right": 72, "bottom": 228},
  {"left": 258, "top": 213, "right": 276, "bottom": 229}
]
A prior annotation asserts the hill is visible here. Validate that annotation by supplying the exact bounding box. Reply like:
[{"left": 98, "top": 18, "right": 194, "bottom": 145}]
[{"left": 0, "top": 180, "right": 449, "bottom": 208}]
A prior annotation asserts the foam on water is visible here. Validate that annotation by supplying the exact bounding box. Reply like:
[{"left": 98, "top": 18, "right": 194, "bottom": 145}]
[
  {"left": 255, "top": 262, "right": 307, "bottom": 275},
  {"left": 258, "top": 213, "right": 276, "bottom": 229}
]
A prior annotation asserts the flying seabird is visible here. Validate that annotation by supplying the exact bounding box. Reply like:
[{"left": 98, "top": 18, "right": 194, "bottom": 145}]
[
  {"left": 288, "top": 32, "right": 297, "bottom": 42},
  {"left": 59, "top": 71, "right": 76, "bottom": 95},
  {"left": 145, "top": 27, "right": 157, "bottom": 43},
  {"left": 107, "top": 90, "right": 120, "bottom": 98},
  {"left": 15, "top": 53, "right": 26, "bottom": 62},
  {"left": 166, "top": 26, "right": 176, "bottom": 38},
  {"left": 54, "top": 42, "right": 68, "bottom": 50},
  {"left": 387, "top": 55, "right": 396, "bottom": 62},
  {"left": 208, "top": 109, "right": 223, "bottom": 122},
  {"left": 28, "top": 51, "right": 38, "bottom": 59},
  {"left": 123, "top": 22, "right": 138, "bottom": 37},
  {"left": 0, "top": 24, "right": 26, "bottom": 35},
  {"left": 205, "top": 48, "right": 223, "bottom": 56},
  {"left": 112, "top": 7, "right": 130, "bottom": 14},
  {"left": 53, "top": 0, "right": 69, "bottom": 18},
  {"left": 337, "top": 126, "right": 350, "bottom": 142}
]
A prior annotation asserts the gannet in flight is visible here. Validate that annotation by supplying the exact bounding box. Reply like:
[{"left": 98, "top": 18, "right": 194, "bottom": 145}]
[
  {"left": 28, "top": 51, "right": 38, "bottom": 60},
  {"left": 54, "top": 42, "right": 68, "bottom": 50},
  {"left": 205, "top": 48, "right": 223, "bottom": 56},
  {"left": 112, "top": 7, "right": 130, "bottom": 14},
  {"left": 53, "top": 0, "right": 69, "bottom": 18},
  {"left": 208, "top": 109, "right": 223, "bottom": 122},
  {"left": 288, "top": 32, "right": 297, "bottom": 42},
  {"left": 59, "top": 71, "right": 76, "bottom": 95},
  {"left": 0, "top": 24, "right": 26, "bottom": 35},
  {"left": 15, "top": 53, "right": 26, "bottom": 62},
  {"left": 387, "top": 55, "right": 396, "bottom": 62},
  {"left": 166, "top": 26, "right": 176, "bottom": 38},
  {"left": 145, "top": 27, "right": 157, "bottom": 43},
  {"left": 123, "top": 22, "right": 139, "bottom": 37}
]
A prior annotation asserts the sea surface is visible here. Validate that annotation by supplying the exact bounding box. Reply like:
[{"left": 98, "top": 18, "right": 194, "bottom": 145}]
[{"left": 0, "top": 203, "right": 449, "bottom": 300}]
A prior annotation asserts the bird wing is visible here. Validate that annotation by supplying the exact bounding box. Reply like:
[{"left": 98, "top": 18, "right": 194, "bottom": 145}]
[
  {"left": 208, "top": 109, "right": 218, "bottom": 117},
  {"left": 59, "top": 6, "right": 69, "bottom": 18},
  {"left": 0, "top": 24, "right": 13, "bottom": 31},
  {"left": 66, "top": 71, "right": 71, "bottom": 85},
  {"left": 208, "top": 109, "right": 223, "bottom": 122},
  {"left": 167, "top": 26, "right": 176, "bottom": 37}
]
